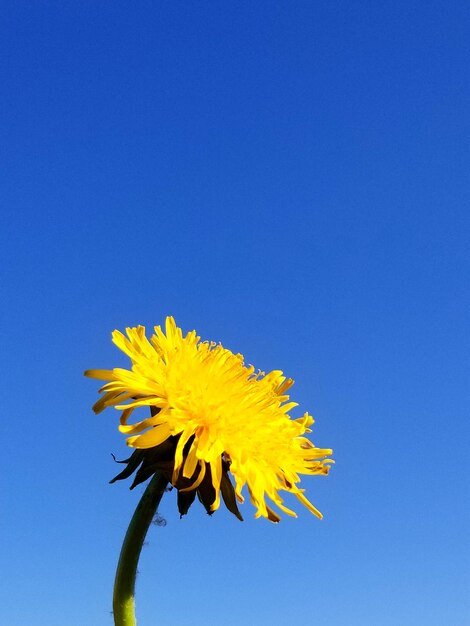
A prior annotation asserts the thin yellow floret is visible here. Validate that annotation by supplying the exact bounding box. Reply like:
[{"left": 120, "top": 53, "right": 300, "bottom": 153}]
[{"left": 85, "top": 316, "right": 333, "bottom": 521}]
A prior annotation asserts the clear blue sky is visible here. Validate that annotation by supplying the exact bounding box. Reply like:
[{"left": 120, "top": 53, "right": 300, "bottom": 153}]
[{"left": 1, "top": 2, "right": 469, "bottom": 625}]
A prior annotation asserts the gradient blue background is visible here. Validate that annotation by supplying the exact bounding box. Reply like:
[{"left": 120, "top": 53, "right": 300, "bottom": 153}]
[{"left": 1, "top": 2, "right": 469, "bottom": 625}]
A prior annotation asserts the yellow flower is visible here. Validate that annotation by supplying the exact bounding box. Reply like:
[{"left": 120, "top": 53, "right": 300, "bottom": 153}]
[{"left": 85, "top": 317, "right": 333, "bottom": 522}]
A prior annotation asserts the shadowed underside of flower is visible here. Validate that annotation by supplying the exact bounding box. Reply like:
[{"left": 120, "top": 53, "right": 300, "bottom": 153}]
[
  {"left": 85, "top": 317, "right": 333, "bottom": 522},
  {"left": 110, "top": 426, "right": 245, "bottom": 521}
]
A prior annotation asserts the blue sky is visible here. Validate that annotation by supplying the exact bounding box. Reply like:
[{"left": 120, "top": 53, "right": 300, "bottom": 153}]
[{"left": 1, "top": 2, "right": 469, "bottom": 625}]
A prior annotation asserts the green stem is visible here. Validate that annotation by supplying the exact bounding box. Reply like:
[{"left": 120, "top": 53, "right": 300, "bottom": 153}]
[{"left": 113, "top": 472, "right": 169, "bottom": 626}]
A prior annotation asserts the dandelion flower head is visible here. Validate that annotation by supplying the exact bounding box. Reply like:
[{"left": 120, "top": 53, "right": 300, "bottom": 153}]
[{"left": 86, "top": 317, "right": 333, "bottom": 522}]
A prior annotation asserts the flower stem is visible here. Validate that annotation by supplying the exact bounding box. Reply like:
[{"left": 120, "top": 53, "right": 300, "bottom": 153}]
[{"left": 113, "top": 472, "right": 169, "bottom": 626}]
